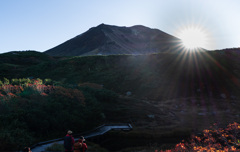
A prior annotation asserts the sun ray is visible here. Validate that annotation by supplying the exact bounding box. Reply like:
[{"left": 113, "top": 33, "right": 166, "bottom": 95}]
[{"left": 177, "top": 25, "right": 209, "bottom": 50}]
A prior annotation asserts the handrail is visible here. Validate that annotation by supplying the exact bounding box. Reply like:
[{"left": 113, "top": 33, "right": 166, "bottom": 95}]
[{"left": 31, "top": 123, "right": 132, "bottom": 151}]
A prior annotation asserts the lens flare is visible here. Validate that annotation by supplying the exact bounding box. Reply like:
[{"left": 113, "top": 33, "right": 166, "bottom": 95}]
[{"left": 177, "top": 26, "right": 209, "bottom": 50}]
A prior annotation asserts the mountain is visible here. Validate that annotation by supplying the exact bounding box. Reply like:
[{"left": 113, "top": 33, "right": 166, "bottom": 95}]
[{"left": 45, "top": 24, "right": 183, "bottom": 56}]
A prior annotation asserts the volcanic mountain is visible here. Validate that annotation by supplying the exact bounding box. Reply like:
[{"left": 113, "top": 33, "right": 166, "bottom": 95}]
[{"left": 45, "top": 24, "right": 183, "bottom": 56}]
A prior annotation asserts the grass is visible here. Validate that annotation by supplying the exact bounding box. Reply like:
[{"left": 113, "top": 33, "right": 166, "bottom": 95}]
[
  {"left": 93, "top": 128, "right": 190, "bottom": 152},
  {"left": 45, "top": 143, "right": 64, "bottom": 151},
  {"left": 45, "top": 142, "right": 109, "bottom": 152}
]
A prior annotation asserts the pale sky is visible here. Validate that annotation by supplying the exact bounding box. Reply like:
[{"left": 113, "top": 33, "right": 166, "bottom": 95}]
[{"left": 0, "top": 0, "right": 240, "bottom": 53}]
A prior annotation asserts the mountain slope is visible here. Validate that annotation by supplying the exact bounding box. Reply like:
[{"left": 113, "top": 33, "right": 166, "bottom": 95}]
[{"left": 45, "top": 24, "right": 182, "bottom": 56}]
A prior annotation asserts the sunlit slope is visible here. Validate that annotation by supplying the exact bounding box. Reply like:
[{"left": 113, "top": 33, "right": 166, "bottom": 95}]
[{"left": 22, "top": 49, "right": 240, "bottom": 100}]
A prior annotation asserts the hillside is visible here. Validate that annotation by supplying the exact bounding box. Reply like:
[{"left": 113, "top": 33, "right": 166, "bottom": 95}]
[
  {"left": 1, "top": 49, "right": 240, "bottom": 100},
  {"left": 45, "top": 24, "right": 182, "bottom": 56},
  {"left": 1, "top": 49, "right": 240, "bottom": 151},
  {"left": 28, "top": 50, "right": 240, "bottom": 99}
]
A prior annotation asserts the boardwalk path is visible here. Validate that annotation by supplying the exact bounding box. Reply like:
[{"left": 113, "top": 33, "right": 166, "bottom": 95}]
[{"left": 31, "top": 124, "right": 132, "bottom": 152}]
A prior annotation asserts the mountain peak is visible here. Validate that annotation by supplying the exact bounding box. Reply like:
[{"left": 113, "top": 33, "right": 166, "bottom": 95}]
[
  {"left": 45, "top": 24, "right": 182, "bottom": 56},
  {"left": 130, "top": 25, "right": 149, "bottom": 29},
  {"left": 96, "top": 23, "right": 107, "bottom": 28},
  {"left": 98, "top": 23, "right": 107, "bottom": 27}
]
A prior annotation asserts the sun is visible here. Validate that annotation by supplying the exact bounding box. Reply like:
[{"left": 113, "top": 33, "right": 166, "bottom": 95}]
[{"left": 178, "top": 26, "right": 208, "bottom": 50}]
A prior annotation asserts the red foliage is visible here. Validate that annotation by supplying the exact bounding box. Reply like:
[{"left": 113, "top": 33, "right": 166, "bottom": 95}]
[
  {"left": 0, "top": 93, "right": 4, "bottom": 97},
  {"left": 0, "top": 79, "right": 55, "bottom": 99},
  {"left": 1, "top": 85, "right": 24, "bottom": 94},
  {"left": 52, "top": 86, "right": 85, "bottom": 104},
  {"left": 7, "top": 92, "right": 16, "bottom": 97},
  {"left": 41, "top": 92, "right": 48, "bottom": 96},
  {"left": 156, "top": 122, "right": 240, "bottom": 152},
  {"left": 0, "top": 81, "right": 86, "bottom": 103}
]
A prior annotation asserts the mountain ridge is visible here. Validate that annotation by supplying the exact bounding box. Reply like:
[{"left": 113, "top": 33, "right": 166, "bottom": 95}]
[{"left": 45, "top": 24, "right": 183, "bottom": 56}]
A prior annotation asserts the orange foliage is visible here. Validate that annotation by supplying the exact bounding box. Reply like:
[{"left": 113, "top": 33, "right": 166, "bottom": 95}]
[
  {"left": 156, "top": 122, "right": 240, "bottom": 152},
  {"left": 41, "top": 92, "right": 48, "bottom": 96},
  {"left": 53, "top": 86, "right": 85, "bottom": 104},
  {"left": 7, "top": 92, "right": 16, "bottom": 97},
  {"left": 0, "top": 80, "right": 86, "bottom": 104},
  {"left": 0, "top": 79, "right": 55, "bottom": 99}
]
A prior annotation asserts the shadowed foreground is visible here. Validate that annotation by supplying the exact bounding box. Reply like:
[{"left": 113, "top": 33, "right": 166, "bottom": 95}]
[{"left": 31, "top": 124, "right": 132, "bottom": 152}]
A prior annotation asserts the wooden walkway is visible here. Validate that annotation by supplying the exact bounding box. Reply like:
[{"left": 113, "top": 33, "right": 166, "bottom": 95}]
[{"left": 31, "top": 124, "right": 132, "bottom": 152}]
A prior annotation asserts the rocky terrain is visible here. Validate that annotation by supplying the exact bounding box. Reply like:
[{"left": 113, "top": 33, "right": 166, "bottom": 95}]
[{"left": 45, "top": 24, "right": 182, "bottom": 56}]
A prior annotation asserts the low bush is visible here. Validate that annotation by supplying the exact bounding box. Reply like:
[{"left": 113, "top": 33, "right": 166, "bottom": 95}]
[
  {"left": 45, "top": 143, "right": 64, "bottom": 151},
  {"left": 156, "top": 122, "right": 240, "bottom": 152},
  {"left": 0, "top": 78, "right": 111, "bottom": 151}
]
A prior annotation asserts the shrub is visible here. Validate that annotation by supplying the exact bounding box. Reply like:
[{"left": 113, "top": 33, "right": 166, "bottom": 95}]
[
  {"left": 20, "top": 78, "right": 32, "bottom": 85},
  {"left": 0, "top": 78, "right": 111, "bottom": 150},
  {"left": 51, "top": 86, "right": 85, "bottom": 104},
  {"left": 0, "top": 119, "right": 34, "bottom": 151},
  {"left": 44, "top": 78, "right": 53, "bottom": 85},
  {"left": 35, "top": 78, "right": 43, "bottom": 85},
  {"left": 78, "top": 86, "right": 118, "bottom": 103},
  {"left": 11, "top": 78, "right": 19, "bottom": 85},
  {"left": 45, "top": 143, "right": 64, "bottom": 151},
  {"left": 156, "top": 122, "right": 240, "bottom": 152},
  {"left": 19, "top": 87, "right": 38, "bottom": 98},
  {"left": 3, "top": 78, "right": 9, "bottom": 85}
]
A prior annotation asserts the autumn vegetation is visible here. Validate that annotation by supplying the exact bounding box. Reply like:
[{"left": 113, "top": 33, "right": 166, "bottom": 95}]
[
  {"left": 0, "top": 50, "right": 240, "bottom": 151},
  {"left": 155, "top": 122, "right": 240, "bottom": 152},
  {"left": 0, "top": 78, "right": 53, "bottom": 98},
  {"left": 0, "top": 77, "right": 118, "bottom": 151},
  {"left": 1, "top": 50, "right": 240, "bottom": 100}
]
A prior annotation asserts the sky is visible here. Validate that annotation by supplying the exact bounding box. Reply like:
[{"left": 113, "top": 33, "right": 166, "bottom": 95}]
[{"left": 0, "top": 0, "right": 240, "bottom": 53}]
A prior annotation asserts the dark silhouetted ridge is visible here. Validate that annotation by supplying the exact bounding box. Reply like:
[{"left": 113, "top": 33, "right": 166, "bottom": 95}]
[{"left": 45, "top": 24, "right": 183, "bottom": 56}]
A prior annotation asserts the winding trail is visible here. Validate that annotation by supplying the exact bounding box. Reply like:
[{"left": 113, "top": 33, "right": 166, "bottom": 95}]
[{"left": 31, "top": 124, "right": 132, "bottom": 152}]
